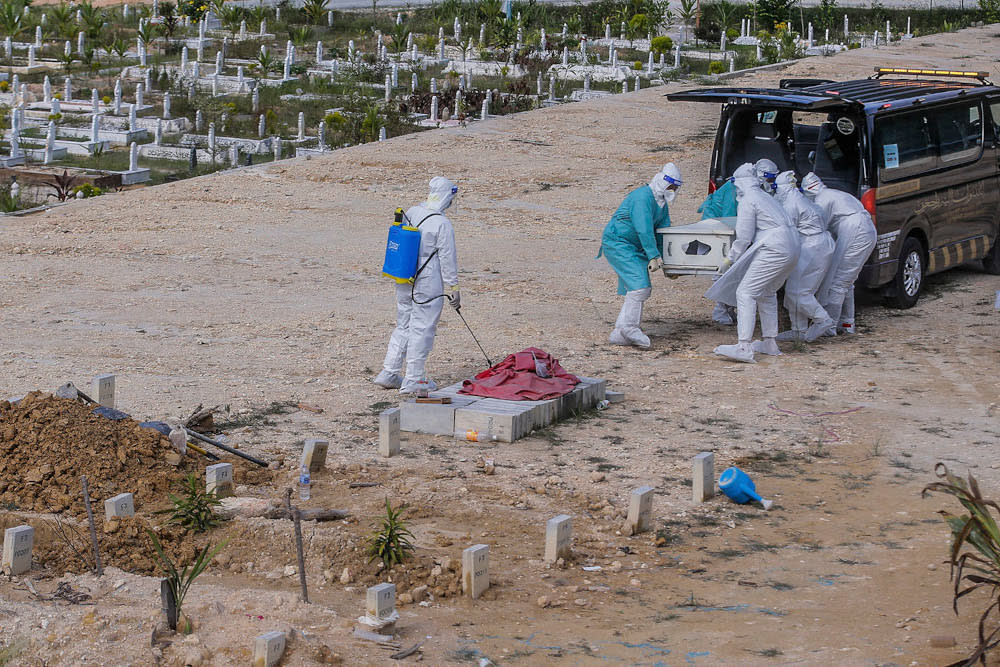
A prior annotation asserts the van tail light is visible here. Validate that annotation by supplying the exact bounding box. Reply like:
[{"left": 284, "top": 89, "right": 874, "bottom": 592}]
[
  {"left": 860, "top": 187, "right": 877, "bottom": 225},
  {"left": 707, "top": 179, "right": 718, "bottom": 195}
]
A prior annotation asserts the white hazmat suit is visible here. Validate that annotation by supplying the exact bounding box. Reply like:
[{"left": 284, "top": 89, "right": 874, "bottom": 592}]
[
  {"left": 707, "top": 164, "right": 800, "bottom": 363},
  {"left": 802, "top": 173, "right": 877, "bottom": 335},
  {"left": 774, "top": 171, "right": 835, "bottom": 342},
  {"left": 375, "top": 177, "right": 460, "bottom": 394}
]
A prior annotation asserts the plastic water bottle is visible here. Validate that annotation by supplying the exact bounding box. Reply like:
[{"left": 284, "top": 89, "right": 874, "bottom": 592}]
[
  {"left": 167, "top": 427, "right": 187, "bottom": 455},
  {"left": 299, "top": 463, "right": 311, "bottom": 500}
]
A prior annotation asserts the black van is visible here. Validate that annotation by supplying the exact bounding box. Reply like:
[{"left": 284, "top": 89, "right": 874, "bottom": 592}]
[{"left": 668, "top": 68, "right": 1000, "bottom": 307}]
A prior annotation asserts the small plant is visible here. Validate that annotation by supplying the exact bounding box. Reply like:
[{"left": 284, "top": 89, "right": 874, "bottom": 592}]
[
  {"left": 148, "top": 530, "right": 227, "bottom": 633},
  {"left": 633, "top": 60, "right": 643, "bottom": 70},
  {"left": 72, "top": 183, "right": 102, "bottom": 198},
  {"left": 923, "top": 464, "right": 1000, "bottom": 665},
  {"left": 43, "top": 170, "right": 78, "bottom": 202},
  {"left": 366, "top": 498, "right": 414, "bottom": 569},
  {"left": 650, "top": 35, "right": 673, "bottom": 54},
  {"left": 708, "top": 60, "right": 726, "bottom": 74},
  {"left": 101, "top": 95, "right": 111, "bottom": 105},
  {"left": 156, "top": 474, "right": 222, "bottom": 533}
]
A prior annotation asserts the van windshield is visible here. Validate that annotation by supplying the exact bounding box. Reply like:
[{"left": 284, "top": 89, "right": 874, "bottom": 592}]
[{"left": 719, "top": 108, "right": 863, "bottom": 194}]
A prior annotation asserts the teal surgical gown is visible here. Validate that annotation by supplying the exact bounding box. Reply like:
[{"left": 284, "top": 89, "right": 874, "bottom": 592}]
[
  {"left": 600, "top": 185, "right": 671, "bottom": 295},
  {"left": 697, "top": 179, "right": 738, "bottom": 220}
]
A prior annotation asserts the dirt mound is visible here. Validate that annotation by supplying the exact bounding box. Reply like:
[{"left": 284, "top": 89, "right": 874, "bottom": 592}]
[{"left": 0, "top": 392, "right": 274, "bottom": 519}]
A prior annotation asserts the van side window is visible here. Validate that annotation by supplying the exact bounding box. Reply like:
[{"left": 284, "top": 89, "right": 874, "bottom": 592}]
[
  {"left": 989, "top": 101, "right": 1000, "bottom": 141},
  {"left": 933, "top": 102, "right": 982, "bottom": 164},
  {"left": 874, "top": 110, "right": 933, "bottom": 181}
]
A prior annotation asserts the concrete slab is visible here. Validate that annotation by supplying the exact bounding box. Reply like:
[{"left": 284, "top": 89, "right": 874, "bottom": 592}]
[
  {"left": 399, "top": 395, "right": 481, "bottom": 436},
  {"left": 400, "top": 376, "right": 608, "bottom": 442}
]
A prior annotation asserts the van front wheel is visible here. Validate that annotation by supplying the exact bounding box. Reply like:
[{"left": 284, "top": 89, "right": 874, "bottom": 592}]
[{"left": 886, "top": 236, "right": 924, "bottom": 309}]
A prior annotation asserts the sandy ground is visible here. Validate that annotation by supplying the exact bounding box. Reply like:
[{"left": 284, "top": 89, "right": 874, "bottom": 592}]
[{"left": 2, "top": 24, "right": 1000, "bottom": 667}]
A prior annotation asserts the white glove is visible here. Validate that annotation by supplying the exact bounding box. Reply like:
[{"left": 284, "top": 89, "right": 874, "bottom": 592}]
[
  {"left": 647, "top": 257, "right": 663, "bottom": 274},
  {"left": 448, "top": 290, "right": 461, "bottom": 310},
  {"left": 716, "top": 258, "right": 733, "bottom": 276}
]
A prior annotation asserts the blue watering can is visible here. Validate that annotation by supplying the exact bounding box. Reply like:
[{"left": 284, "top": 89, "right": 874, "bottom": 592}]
[{"left": 718, "top": 467, "right": 773, "bottom": 510}]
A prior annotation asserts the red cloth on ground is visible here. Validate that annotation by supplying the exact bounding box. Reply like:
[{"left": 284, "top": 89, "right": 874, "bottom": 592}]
[{"left": 459, "top": 347, "right": 579, "bottom": 401}]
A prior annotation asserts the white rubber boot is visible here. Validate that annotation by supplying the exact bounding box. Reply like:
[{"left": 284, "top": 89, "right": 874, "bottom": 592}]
[
  {"left": 374, "top": 370, "right": 403, "bottom": 389},
  {"left": 714, "top": 342, "right": 756, "bottom": 363},
  {"left": 752, "top": 338, "right": 782, "bottom": 356}
]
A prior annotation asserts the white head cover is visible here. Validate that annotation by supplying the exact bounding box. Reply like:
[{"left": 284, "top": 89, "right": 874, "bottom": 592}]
[
  {"left": 732, "top": 162, "right": 757, "bottom": 199},
  {"left": 426, "top": 176, "right": 458, "bottom": 211},
  {"left": 801, "top": 172, "right": 824, "bottom": 199},
  {"left": 755, "top": 158, "right": 779, "bottom": 192},
  {"left": 650, "top": 162, "right": 683, "bottom": 206},
  {"left": 774, "top": 170, "right": 797, "bottom": 200}
]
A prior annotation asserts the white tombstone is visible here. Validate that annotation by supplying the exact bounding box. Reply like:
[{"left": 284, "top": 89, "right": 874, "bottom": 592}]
[
  {"left": 693, "top": 452, "right": 715, "bottom": 502},
  {"left": 64, "top": 77, "right": 72, "bottom": 102},
  {"left": 367, "top": 582, "right": 396, "bottom": 621},
  {"left": 326, "top": 11, "right": 332, "bottom": 27},
  {"left": 844, "top": 14, "right": 849, "bottom": 38},
  {"left": 634, "top": 74, "right": 640, "bottom": 91},
  {"left": 207, "top": 122, "right": 216, "bottom": 156},
  {"left": 480, "top": 98, "right": 488, "bottom": 120},
  {"left": 252, "top": 87, "right": 259, "bottom": 114},
  {"left": 646, "top": 50, "right": 653, "bottom": 73},
  {"left": 544, "top": 514, "right": 572, "bottom": 562},
  {"left": 181, "top": 46, "right": 188, "bottom": 71},
  {"left": 548, "top": 75, "right": 555, "bottom": 102},
  {"left": 378, "top": 126, "right": 386, "bottom": 141},
  {"left": 674, "top": 44, "right": 681, "bottom": 68},
  {"left": 50, "top": 96, "right": 60, "bottom": 115},
  {"left": 536, "top": 72, "right": 542, "bottom": 96},
  {"left": 135, "top": 82, "right": 143, "bottom": 108},
  {"left": 302, "top": 438, "right": 329, "bottom": 472},
  {"left": 583, "top": 74, "right": 591, "bottom": 93},
  {"left": 622, "top": 79, "right": 628, "bottom": 94},
  {"left": 479, "top": 23, "right": 485, "bottom": 45},
  {"left": 9, "top": 133, "right": 20, "bottom": 158},
  {"left": 64, "top": 40, "right": 71, "bottom": 57},
  {"left": 430, "top": 95, "right": 438, "bottom": 123},
  {"left": 35, "top": 25, "right": 41, "bottom": 48},
  {"left": 437, "top": 38, "right": 444, "bottom": 60},
  {"left": 807, "top": 22, "right": 813, "bottom": 48},
  {"left": 90, "top": 114, "right": 99, "bottom": 143},
  {"left": 163, "top": 91, "right": 171, "bottom": 119},
  {"left": 282, "top": 56, "right": 290, "bottom": 80},
  {"left": 206, "top": 462, "right": 233, "bottom": 497},
  {"left": 756, "top": 43, "right": 762, "bottom": 61},
  {"left": 296, "top": 111, "right": 305, "bottom": 141},
  {"left": 315, "top": 40, "right": 322, "bottom": 62},
  {"left": 378, "top": 410, "right": 398, "bottom": 458},
  {"left": 561, "top": 46, "right": 568, "bottom": 67},
  {"left": 215, "top": 50, "right": 222, "bottom": 75},
  {"left": 273, "top": 136, "right": 282, "bottom": 160},
  {"left": 2, "top": 526, "right": 33, "bottom": 575},
  {"left": 4, "top": 37, "right": 10, "bottom": 58},
  {"left": 254, "top": 631, "right": 286, "bottom": 667},
  {"left": 348, "top": 39, "right": 355, "bottom": 61},
  {"left": 128, "top": 103, "right": 137, "bottom": 131},
  {"left": 317, "top": 120, "right": 326, "bottom": 149},
  {"left": 605, "top": 23, "right": 611, "bottom": 40},
  {"left": 411, "top": 72, "right": 417, "bottom": 92},
  {"left": 195, "top": 109, "right": 203, "bottom": 132},
  {"left": 128, "top": 141, "right": 139, "bottom": 171},
  {"left": 27, "top": 45, "right": 35, "bottom": 68},
  {"left": 391, "top": 61, "right": 398, "bottom": 87},
  {"left": 228, "top": 143, "right": 238, "bottom": 167},
  {"left": 104, "top": 493, "right": 135, "bottom": 521},
  {"left": 462, "top": 544, "right": 490, "bottom": 598},
  {"left": 258, "top": 114, "right": 265, "bottom": 138},
  {"left": 384, "top": 74, "right": 391, "bottom": 102},
  {"left": 113, "top": 79, "right": 122, "bottom": 115},
  {"left": 43, "top": 76, "right": 51, "bottom": 103},
  {"left": 92, "top": 373, "right": 115, "bottom": 408},
  {"left": 261, "top": 19, "right": 267, "bottom": 36},
  {"left": 211, "top": 74, "right": 218, "bottom": 97},
  {"left": 627, "top": 486, "right": 654, "bottom": 534},
  {"left": 154, "top": 118, "right": 162, "bottom": 145}
]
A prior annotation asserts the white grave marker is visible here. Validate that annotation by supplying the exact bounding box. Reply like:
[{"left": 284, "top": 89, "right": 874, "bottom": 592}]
[
  {"left": 253, "top": 631, "right": 286, "bottom": 667},
  {"left": 693, "top": 452, "right": 715, "bottom": 502},
  {"left": 92, "top": 373, "right": 115, "bottom": 408},
  {"left": 2, "top": 526, "right": 33, "bottom": 575},
  {"left": 462, "top": 544, "right": 490, "bottom": 598},
  {"left": 301, "top": 438, "right": 328, "bottom": 472},
  {"left": 544, "top": 514, "right": 572, "bottom": 562},
  {"left": 379, "top": 407, "right": 400, "bottom": 457},
  {"left": 104, "top": 492, "right": 135, "bottom": 521},
  {"left": 206, "top": 463, "right": 233, "bottom": 498},
  {"left": 627, "top": 486, "right": 654, "bottom": 534}
]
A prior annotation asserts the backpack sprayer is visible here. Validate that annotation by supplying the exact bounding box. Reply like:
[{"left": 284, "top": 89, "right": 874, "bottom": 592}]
[{"left": 381, "top": 208, "right": 493, "bottom": 368}]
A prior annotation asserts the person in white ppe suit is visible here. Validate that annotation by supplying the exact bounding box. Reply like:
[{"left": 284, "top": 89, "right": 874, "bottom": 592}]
[
  {"left": 801, "top": 172, "right": 877, "bottom": 336},
  {"left": 600, "top": 163, "right": 682, "bottom": 349},
  {"left": 754, "top": 158, "right": 779, "bottom": 194},
  {"left": 706, "top": 163, "right": 800, "bottom": 363},
  {"left": 709, "top": 158, "right": 779, "bottom": 326},
  {"left": 773, "top": 171, "right": 836, "bottom": 342},
  {"left": 374, "top": 177, "right": 461, "bottom": 394}
]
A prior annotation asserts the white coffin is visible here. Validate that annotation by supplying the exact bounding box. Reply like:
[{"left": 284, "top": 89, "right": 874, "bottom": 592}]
[{"left": 657, "top": 217, "right": 736, "bottom": 275}]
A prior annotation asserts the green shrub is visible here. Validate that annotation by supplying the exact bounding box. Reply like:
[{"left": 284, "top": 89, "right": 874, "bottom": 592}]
[
  {"left": 633, "top": 60, "right": 643, "bottom": 70},
  {"left": 650, "top": 35, "right": 673, "bottom": 54},
  {"left": 726, "top": 28, "right": 739, "bottom": 39},
  {"left": 72, "top": 184, "right": 102, "bottom": 198},
  {"left": 366, "top": 498, "right": 414, "bottom": 569},
  {"left": 155, "top": 473, "right": 222, "bottom": 533},
  {"left": 708, "top": 60, "right": 726, "bottom": 74}
]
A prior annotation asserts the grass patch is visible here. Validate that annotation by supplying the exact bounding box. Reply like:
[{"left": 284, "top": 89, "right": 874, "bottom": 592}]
[{"left": 214, "top": 400, "right": 297, "bottom": 429}]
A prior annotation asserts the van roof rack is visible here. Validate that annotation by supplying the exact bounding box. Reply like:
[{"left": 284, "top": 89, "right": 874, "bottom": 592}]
[{"left": 871, "top": 67, "right": 991, "bottom": 84}]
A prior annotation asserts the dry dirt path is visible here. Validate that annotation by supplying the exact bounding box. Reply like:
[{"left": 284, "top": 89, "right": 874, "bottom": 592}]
[{"left": 1, "top": 25, "right": 1000, "bottom": 667}]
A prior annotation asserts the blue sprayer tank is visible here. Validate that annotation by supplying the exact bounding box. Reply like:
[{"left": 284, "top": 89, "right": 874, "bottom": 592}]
[
  {"left": 382, "top": 208, "right": 422, "bottom": 284},
  {"left": 718, "top": 467, "right": 773, "bottom": 510}
]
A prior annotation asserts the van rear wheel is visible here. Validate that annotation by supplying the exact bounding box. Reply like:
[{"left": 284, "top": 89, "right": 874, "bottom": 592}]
[
  {"left": 886, "top": 236, "right": 924, "bottom": 309},
  {"left": 983, "top": 238, "right": 1000, "bottom": 275}
]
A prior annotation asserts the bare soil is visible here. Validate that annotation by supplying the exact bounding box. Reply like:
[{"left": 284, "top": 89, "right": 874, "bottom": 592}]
[{"left": 1, "top": 25, "right": 1000, "bottom": 667}]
